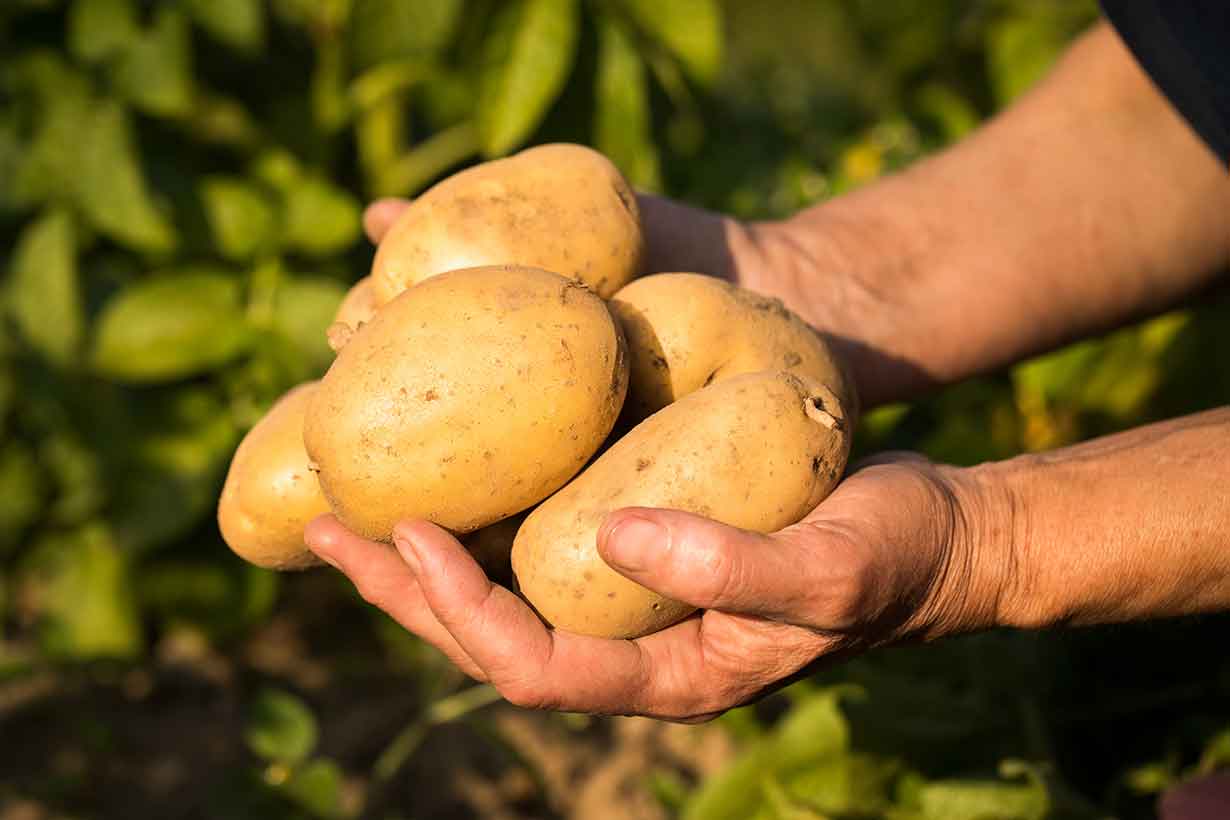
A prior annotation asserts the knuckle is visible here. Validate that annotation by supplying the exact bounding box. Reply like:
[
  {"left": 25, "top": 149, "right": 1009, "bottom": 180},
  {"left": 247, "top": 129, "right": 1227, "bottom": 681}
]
[{"left": 697, "top": 543, "right": 745, "bottom": 608}]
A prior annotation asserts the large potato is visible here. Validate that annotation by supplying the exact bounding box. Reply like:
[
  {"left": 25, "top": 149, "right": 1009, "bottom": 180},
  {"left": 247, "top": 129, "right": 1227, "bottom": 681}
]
[
  {"left": 218, "top": 382, "right": 330, "bottom": 570},
  {"left": 609, "top": 273, "right": 856, "bottom": 422},
  {"left": 371, "top": 144, "right": 643, "bottom": 303},
  {"left": 512, "top": 371, "right": 851, "bottom": 639},
  {"left": 304, "top": 265, "right": 629, "bottom": 543},
  {"left": 326, "top": 275, "right": 380, "bottom": 353}
]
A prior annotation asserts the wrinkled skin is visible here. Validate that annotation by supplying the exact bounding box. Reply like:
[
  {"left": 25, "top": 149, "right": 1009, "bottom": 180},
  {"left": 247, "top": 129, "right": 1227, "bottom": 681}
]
[{"left": 307, "top": 453, "right": 1003, "bottom": 721}]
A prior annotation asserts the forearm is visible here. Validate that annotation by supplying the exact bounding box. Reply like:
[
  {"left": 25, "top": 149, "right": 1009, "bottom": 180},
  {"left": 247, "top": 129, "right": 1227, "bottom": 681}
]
[
  {"left": 974, "top": 407, "right": 1230, "bottom": 629},
  {"left": 758, "top": 22, "right": 1230, "bottom": 406}
]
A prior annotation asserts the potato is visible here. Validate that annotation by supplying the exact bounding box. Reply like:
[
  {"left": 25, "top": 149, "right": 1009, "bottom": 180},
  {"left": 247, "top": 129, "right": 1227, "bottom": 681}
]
[
  {"left": 326, "top": 275, "right": 379, "bottom": 353},
  {"left": 371, "top": 144, "right": 643, "bottom": 304},
  {"left": 609, "top": 273, "right": 856, "bottom": 422},
  {"left": 304, "top": 265, "right": 629, "bottom": 543},
  {"left": 512, "top": 371, "right": 851, "bottom": 638},
  {"left": 218, "top": 382, "right": 330, "bottom": 570}
]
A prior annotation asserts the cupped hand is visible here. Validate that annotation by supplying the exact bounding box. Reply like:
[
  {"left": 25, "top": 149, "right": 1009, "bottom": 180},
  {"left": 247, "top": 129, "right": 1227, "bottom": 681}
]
[{"left": 304, "top": 453, "right": 1014, "bottom": 722}]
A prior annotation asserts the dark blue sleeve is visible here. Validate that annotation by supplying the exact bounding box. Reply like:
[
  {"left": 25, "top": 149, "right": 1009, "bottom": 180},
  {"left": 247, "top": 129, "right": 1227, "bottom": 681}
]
[{"left": 1101, "top": 0, "right": 1230, "bottom": 167}]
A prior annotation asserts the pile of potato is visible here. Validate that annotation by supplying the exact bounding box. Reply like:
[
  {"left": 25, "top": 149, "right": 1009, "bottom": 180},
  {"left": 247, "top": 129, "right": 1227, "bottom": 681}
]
[{"left": 217, "top": 145, "right": 855, "bottom": 640}]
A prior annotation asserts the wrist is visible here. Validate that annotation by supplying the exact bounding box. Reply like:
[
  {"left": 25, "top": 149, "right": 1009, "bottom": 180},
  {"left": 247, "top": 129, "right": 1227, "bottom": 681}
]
[
  {"left": 913, "top": 460, "right": 1044, "bottom": 639},
  {"left": 957, "top": 458, "right": 1058, "bottom": 632},
  {"left": 752, "top": 193, "right": 945, "bottom": 408}
]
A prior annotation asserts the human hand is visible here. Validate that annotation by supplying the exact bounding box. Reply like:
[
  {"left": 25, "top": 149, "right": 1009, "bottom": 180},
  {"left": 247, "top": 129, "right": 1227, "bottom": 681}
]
[{"left": 304, "top": 453, "right": 1014, "bottom": 721}]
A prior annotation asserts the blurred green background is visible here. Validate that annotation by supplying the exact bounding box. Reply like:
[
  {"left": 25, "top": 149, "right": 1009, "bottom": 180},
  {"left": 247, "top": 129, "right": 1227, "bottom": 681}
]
[{"left": 2, "top": 0, "right": 1229, "bottom": 818}]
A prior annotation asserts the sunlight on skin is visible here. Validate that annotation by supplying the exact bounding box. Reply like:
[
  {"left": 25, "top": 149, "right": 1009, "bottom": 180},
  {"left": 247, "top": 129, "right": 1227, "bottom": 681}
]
[{"left": 304, "top": 455, "right": 978, "bottom": 721}]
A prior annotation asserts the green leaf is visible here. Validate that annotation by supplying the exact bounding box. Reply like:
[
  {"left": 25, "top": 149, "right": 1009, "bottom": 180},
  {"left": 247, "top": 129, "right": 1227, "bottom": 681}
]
[
  {"left": 7, "top": 208, "right": 82, "bottom": 365},
  {"left": 476, "top": 0, "right": 579, "bottom": 157},
  {"left": 350, "top": 0, "right": 463, "bottom": 70},
  {"left": 595, "top": 13, "right": 661, "bottom": 189},
  {"left": 986, "top": 7, "right": 1095, "bottom": 107},
  {"left": 76, "top": 101, "right": 178, "bottom": 253},
  {"left": 18, "top": 524, "right": 143, "bottom": 659},
  {"left": 10, "top": 56, "right": 93, "bottom": 208},
  {"left": 280, "top": 176, "right": 362, "bottom": 257},
  {"left": 246, "top": 688, "right": 319, "bottom": 763},
  {"left": 0, "top": 443, "right": 47, "bottom": 554},
  {"left": 113, "top": 7, "right": 194, "bottom": 118},
  {"left": 772, "top": 686, "right": 860, "bottom": 768},
  {"left": 1013, "top": 341, "right": 1102, "bottom": 405},
  {"left": 1196, "top": 728, "right": 1230, "bottom": 776},
  {"left": 914, "top": 83, "right": 980, "bottom": 142},
  {"left": 0, "top": 118, "right": 23, "bottom": 215},
  {"left": 199, "top": 177, "right": 279, "bottom": 261},
  {"left": 907, "top": 760, "right": 1050, "bottom": 820},
  {"left": 685, "top": 687, "right": 860, "bottom": 820},
  {"left": 1123, "top": 761, "right": 1177, "bottom": 795},
  {"left": 272, "top": 275, "right": 347, "bottom": 371},
  {"left": 91, "top": 270, "right": 252, "bottom": 382},
  {"left": 620, "top": 0, "right": 723, "bottom": 86},
  {"left": 311, "top": 36, "right": 350, "bottom": 132},
  {"left": 270, "top": 0, "right": 351, "bottom": 31},
  {"left": 139, "top": 559, "right": 280, "bottom": 638},
  {"left": 112, "top": 387, "right": 238, "bottom": 551},
  {"left": 41, "top": 431, "right": 107, "bottom": 525},
  {"left": 68, "top": 0, "right": 139, "bottom": 62},
  {"left": 282, "top": 758, "right": 344, "bottom": 818},
  {"left": 761, "top": 777, "right": 830, "bottom": 820},
  {"left": 185, "top": 0, "right": 265, "bottom": 52},
  {"left": 648, "top": 770, "right": 691, "bottom": 814},
  {"left": 0, "top": 362, "right": 13, "bottom": 427},
  {"left": 686, "top": 742, "right": 776, "bottom": 820},
  {"left": 781, "top": 754, "right": 900, "bottom": 817}
]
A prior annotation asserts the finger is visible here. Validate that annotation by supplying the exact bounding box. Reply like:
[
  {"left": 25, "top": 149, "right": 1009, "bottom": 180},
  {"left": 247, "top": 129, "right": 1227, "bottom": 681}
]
[
  {"left": 362, "top": 198, "right": 411, "bottom": 244},
  {"left": 395, "top": 519, "right": 730, "bottom": 717},
  {"left": 304, "top": 515, "right": 487, "bottom": 681},
  {"left": 597, "top": 508, "right": 876, "bottom": 630}
]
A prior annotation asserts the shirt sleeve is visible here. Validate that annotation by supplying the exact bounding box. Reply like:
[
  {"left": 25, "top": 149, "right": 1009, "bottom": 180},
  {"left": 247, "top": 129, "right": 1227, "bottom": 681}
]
[{"left": 1101, "top": 0, "right": 1230, "bottom": 168}]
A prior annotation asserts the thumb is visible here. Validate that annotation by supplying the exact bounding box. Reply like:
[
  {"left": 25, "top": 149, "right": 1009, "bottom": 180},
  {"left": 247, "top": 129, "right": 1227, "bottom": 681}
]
[{"left": 597, "top": 508, "right": 871, "bottom": 626}]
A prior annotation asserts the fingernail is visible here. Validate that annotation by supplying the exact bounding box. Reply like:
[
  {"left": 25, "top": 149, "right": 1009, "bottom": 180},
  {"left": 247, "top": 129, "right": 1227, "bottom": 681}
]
[
  {"left": 394, "top": 534, "right": 422, "bottom": 575},
  {"left": 603, "top": 516, "right": 664, "bottom": 572}
]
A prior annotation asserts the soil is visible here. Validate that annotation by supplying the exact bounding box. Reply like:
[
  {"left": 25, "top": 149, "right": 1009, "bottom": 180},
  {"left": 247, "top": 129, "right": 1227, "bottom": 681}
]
[{"left": 0, "top": 572, "right": 735, "bottom": 820}]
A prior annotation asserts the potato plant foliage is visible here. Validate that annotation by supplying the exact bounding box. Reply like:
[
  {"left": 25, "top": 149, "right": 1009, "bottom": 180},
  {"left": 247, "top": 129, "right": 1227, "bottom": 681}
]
[{"left": 0, "top": 1, "right": 1228, "bottom": 818}]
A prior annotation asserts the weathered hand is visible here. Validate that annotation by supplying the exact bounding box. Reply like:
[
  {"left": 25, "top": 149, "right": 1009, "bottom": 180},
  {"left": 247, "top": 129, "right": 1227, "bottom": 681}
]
[{"left": 304, "top": 453, "right": 1011, "bottom": 721}]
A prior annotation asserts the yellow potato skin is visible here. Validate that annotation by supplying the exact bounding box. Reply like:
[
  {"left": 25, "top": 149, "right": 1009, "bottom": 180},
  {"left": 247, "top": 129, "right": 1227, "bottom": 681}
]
[
  {"left": 326, "top": 276, "right": 380, "bottom": 353},
  {"left": 609, "top": 273, "right": 856, "bottom": 422},
  {"left": 304, "top": 265, "right": 629, "bottom": 543},
  {"left": 512, "top": 371, "right": 851, "bottom": 639},
  {"left": 371, "top": 144, "right": 643, "bottom": 304},
  {"left": 218, "top": 382, "right": 330, "bottom": 570}
]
